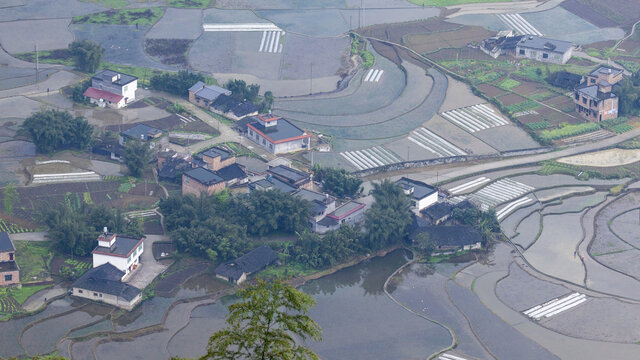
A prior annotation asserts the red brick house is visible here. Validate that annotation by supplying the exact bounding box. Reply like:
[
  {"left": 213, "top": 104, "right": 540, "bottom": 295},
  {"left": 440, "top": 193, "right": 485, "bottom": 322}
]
[
  {"left": 182, "top": 167, "right": 226, "bottom": 196},
  {"left": 0, "top": 232, "right": 19, "bottom": 286},
  {"left": 201, "top": 147, "right": 235, "bottom": 171},
  {"left": 574, "top": 66, "right": 623, "bottom": 122}
]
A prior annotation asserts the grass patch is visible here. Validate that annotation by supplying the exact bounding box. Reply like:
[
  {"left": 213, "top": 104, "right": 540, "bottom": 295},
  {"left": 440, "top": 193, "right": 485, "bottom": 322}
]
[
  {"left": 499, "top": 78, "right": 521, "bottom": 90},
  {"left": 539, "top": 122, "right": 601, "bottom": 141},
  {"left": 527, "top": 121, "right": 550, "bottom": 130},
  {"left": 504, "top": 100, "right": 540, "bottom": 114},
  {"left": 428, "top": 250, "right": 470, "bottom": 263},
  {"left": 14, "top": 49, "right": 74, "bottom": 66},
  {"left": 406, "top": 0, "right": 511, "bottom": 5},
  {"left": 79, "top": 0, "right": 128, "bottom": 8},
  {"left": 530, "top": 91, "right": 554, "bottom": 101},
  {"left": 168, "top": 0, "right": 211, "bottom": 8},
  {"left": 72, "top": 8, "right": 164, "bottom": 26},
  {"left": 258, "top": 263, "right": 316, "bottom": 279},
  {"left": 610, "top": 123, "right": 633, "bottom": 134},
  {"left": 13, "top": 241, "right": 53, "bottom": 283},
  {"left": 11, "top": 285, "right": 52, "bottom": 305}
]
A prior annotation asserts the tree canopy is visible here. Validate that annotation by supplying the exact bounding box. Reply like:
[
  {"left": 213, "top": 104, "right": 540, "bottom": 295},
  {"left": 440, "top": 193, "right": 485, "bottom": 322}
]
[
  {"left": 69, "top": 40, "right": 104, "bottom": 73},
  {"left": 159, "top": 190, "right": 310, "bottom": 262},
  {"left": 40, "top": 202, "right": 142, "bottom": 257},
  {"left": 312, "top": 165, "right": 362, "bottom": 198},
  {"left": 22, "top": 109, "right": 93, "bottom": 153},
  {"left": 122, "top": 139, "right": 153, "bottom": 178},
  {"left": 451, "top": 206, "right": 499, "bottom": 242},
  {"left": 150, "top": 70, "right": 205, "bottom": 96},
  {"left": 364, "top": 180, "right": 413, "bottom": 250},
  {"left": 613, "top": 73, "right": 640, "bottom": 116},
  {"left": 197, "top": 279, "right": 321, "bottom": 360},
  {"left": 225, "top": 79, "right": 260, "bottom": 103},
  {"left": 3, "top": 183, "right": 18, "bottom": 215}
]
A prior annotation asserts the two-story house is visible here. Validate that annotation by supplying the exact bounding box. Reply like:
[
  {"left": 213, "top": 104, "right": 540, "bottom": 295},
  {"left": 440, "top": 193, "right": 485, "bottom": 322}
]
[
  {"left": 293, "top": 188, "right": 336, "bottom": 231},
  {"left": 84, "top": 70, "right": 138, "bottom": 108},
  {"left": 574, "top": 66, "right": 623, "bottom": 122},
  {"left": 91, "top": 230, "right": 145, "bottom": 278},
  {"left": 267, "top": 165, "right": 312, "bottom": 190},
  {"left": 182, "top": 167, "right": 226, "bottom": 196},
  {"left": 396, "top": 177, "right": 438, "bottom": 212},
  {"left": 246, "top": 114, "right": 311, "bottom": 154},
  {"left": 0, "top": 232, "right": 19, "bottom": 286}
]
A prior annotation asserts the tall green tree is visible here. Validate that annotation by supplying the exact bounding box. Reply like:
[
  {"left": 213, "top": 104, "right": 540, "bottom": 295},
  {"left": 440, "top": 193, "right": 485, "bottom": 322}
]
[
  {"left": 225, "top": 79, "right": 260, "bottom": 103},
  {"left": 69, "top": 40, "right": 104, "bottom": 73},
  {"left": 313, "top": 165, "right": 362, "bottom": 198},
  {"left": 364, "top": 179, "right": 413, "bottom": 250},
  {"left": 122, "top": 139, "right": 153, "bottom": 178},
  {"left": 198, "top": 279, "right": 321, "bottom": 360},
  {"left": 3, "top": 183, "right": 19, "bottom": 215},
  {"left": 22, "top": 109, "right": 93, "bottom": 153},
  {"left": 150, "top": 70, "right": 205, "bottom": 96}
]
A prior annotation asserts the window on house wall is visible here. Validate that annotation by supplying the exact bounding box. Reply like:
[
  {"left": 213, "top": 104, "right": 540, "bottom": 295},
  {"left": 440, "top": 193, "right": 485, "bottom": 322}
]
[
  {"left": 5, "top": 274, "right": 12, "bottom": 281},
  {"left": 78, "top": 289, "right": 83, "bottom": 293},
  {"left": 269, "top": 143, "right": 273, "bottom": 150},
  {"left": 542, "top": 53, "right": 548, "bottom": 59},
  {"left": 94, "top": 292, "right": 98, "bottom": 297},
  {"left": 582, "top": 97, "right": 587, "bottom": 104},
  {"left": 519, "top": 49, "right": 525, "bottom": 55},
  {"left": 99, "top": 293, "right": 103, "bottom": 298},
  {"left": 9, "top": 252, "right": 13, "bottom": 261},
  {"left": 590, "top": 78, "right": 595, "bottom": 84}
]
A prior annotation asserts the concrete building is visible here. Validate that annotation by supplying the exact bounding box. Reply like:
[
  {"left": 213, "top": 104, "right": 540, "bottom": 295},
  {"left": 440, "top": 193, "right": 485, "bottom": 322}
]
[
  {"left": 248, "top": 176, "right": 297, "bottom": 194},
  {"left": 574, "top": 66, "right": 623, "bottom": 122},
  {"left": 0, "top": 232, "right": 19, "bottom": 286},
  {"left": 182, "top": 167, "right": 226, "bottom": 196},
  {"left": 421, "top": 202, "right": 453, "bottom": 225},
  {"left": 515, "top": 35, "right": 573, "bottom": 64},
  {"left": 396, "top": 177, "right": 438, "bottom": 212},
  {"left": 267, "top": 165, "right": 312, "bottom": 190},
  {"left": 201, "top": 146, "right": 235, "bottom": 171},
  {"left": 92, "top": 231, "right": 145, "bottom": 278},
  {"left": 72, "top": 263, "right": 142, "bottom": 310},
  {"left": 85, "top": 70, "right": 138, "bottom": 108},
  {"left": 215, "top": 245, "right": 278, "bottom": 284},
  {"left": 246, "top": 115, "right": 311, "bottom": 154},
  {"left": 188, "top": 81, "right": 231, "bottom": 108},
  {"left": 316, "top": 201, "right": 366, "bottom": 234},
  {"left": 293, "top": 188, "right": 336, "bottom": 231}
]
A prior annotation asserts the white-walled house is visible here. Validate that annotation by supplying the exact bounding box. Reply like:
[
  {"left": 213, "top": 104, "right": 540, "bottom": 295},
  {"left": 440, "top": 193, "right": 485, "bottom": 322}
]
[
  {"left": 84, "top": 70, "right": 138, "bottom": 108},
  {"left": 396, "top": 177, "right": 438, "bottom": 212},
  {"left": 92, "top": 231, "right": 144, "bottom": 278},
  {"left": 71, "top": 263, "right": 142, "bottom": 310}
]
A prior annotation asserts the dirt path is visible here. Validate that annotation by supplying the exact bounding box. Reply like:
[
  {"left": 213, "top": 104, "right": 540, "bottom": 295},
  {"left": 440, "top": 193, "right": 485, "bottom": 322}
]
[{"left": 573, "top": 51, "right": 631, "bottom": 76}]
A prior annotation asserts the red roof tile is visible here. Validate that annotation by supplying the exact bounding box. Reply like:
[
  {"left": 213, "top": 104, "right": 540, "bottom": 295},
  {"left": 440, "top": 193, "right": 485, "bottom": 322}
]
[{"left": 83, "top": 87, "right": 124, "bottom": 103}]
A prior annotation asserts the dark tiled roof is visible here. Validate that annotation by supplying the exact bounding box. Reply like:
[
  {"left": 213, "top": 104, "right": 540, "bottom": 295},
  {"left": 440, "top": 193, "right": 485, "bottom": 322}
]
[
  {"left": 121, "top": 124, "right": 162, "bottom": 141},
  {"left": 194, "top": 84, "right": 231, "bottom": 102},
  {"left": 414, "top": 225, "right": 482, "bottom": 247},
  {"left": 249, "top": 177, "right": 296, "bottom": 193},
  {"left": 215, "top": 163, "right": 247, "bottom": 182},
  {"left": 576, "top": 83, "right": 617, "bottom": 100},
  {"left": 93, "top": 70, "right": 137, "bottom": 86},
  {"left": 211, "top": 94, "right": 259, "bottom": 117},
  {"left": 202, "top": 147, "right": 232, "bottom": 161},
  {"left": 158, "top": 157, "right": 191, "bottom": 182},
  {"left": 73, "top": 263, "right": 141, "bottom": 301},
  {"left": 236, "top": 156, "right": 269, "bottom": 175},
  {"left": 422, "top": 202, "right": 453, "bottom": 221},
  {"left": 0, "top": 261, "right": 18, "bottom": 272},
  {"left": 317, "top": 216, "right": 338, "bottom": 227},
  {"left": 0, "top": 232, "right": 14, "bottom": 252},
  {"left": 517, "top": 35, "right": 572, "bottom": 54},
  {"left": 92, "top": 235, "right": 144, "bottom": 257},
  {"left": 293, "top": 188, "right": 334, "bottom": 205},
  {"left": 184, "top": 167, "right": 224, "bottom": 186},
  {"left": 589, "top": 66, "right": 623, "bottom": 77},
  {"left": 396, "top": 177, "right": 437, "bottom": 200},
  {"left": 188, "top": 81, "right": 205, "bottom": 93},
  {"left": 268, "top": 165, "right": 309, "bottom": 183},
  {"left": 247, "top": 117, "right": 309, "bottom": 143},
  {"left": 215, "top": 245, "right": 277, "bottom": 280},
  {"left": 328, "top": 201, "right": 365, "bottom": 220}
]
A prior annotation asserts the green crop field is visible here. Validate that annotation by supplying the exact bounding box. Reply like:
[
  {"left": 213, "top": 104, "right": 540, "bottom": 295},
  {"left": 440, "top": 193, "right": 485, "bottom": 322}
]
[
  {"left": 72, "top": 8, "right": 165, "bottom": 26},
  {"left": 14, "top": 241, "right": 53, "bottom": 283},
  {"left": 499, "top": 78, "right": 521, "bottom": 90},
  {"left": 168, "top": 0, "right": 212, "bottom": 8}
]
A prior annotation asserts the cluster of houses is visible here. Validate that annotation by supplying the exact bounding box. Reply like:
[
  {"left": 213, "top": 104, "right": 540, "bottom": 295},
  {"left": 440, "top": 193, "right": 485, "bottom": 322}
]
[
  {"left": 480, "top": 31, "right": 574, "bottom": 65},
  {"left": 395, "top": 177, "right": 484, "bottom": 254}
]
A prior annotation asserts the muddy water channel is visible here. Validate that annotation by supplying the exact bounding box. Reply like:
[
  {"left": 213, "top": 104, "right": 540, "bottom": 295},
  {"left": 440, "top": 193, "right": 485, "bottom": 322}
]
[{"left": 0, "top": 250, "right": 453, "bottom": 359}]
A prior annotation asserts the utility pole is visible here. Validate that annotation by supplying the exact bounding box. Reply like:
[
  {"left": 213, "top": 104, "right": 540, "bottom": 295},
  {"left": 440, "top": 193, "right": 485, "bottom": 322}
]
[
  {"left": 35, "top": 44, "right": 39, "bottom": 85},
  {"left": 310, "top": 62, "right": 313, "bottom": 95}
]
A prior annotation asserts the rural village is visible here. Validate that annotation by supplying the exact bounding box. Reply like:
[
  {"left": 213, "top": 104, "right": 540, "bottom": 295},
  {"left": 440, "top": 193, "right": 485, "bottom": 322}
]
[{"left": 1, "top": 0, "right": 640, "bottom": 359}]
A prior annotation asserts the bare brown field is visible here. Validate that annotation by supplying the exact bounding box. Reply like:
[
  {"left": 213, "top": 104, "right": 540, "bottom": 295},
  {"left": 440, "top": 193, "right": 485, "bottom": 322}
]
[
  {"left": 586, "top": 40, "right": 617, "bottom": 50},
  {"left": 560, "top": 0, "right": 618, "bottom": 28},
  {"left": 426, "top": 47, "right": 492, "bottom": 61},
  {"left": 360, "top": 19, "right": 461, "bottom": 43},
  {"left": 570, "top": 0, "right": 640, "bottom": 31},
  {"left": 497, "top": 93, "right": 527, "bottom": 106},
  {"left": 404, "top": 26, "right": 492, "bottom": 54},
  {"left": 477, "top": 83, "right": 508, "bottom": 98},
  {"left": 511, "top": 81, "right": 546, "bottom": 96}
]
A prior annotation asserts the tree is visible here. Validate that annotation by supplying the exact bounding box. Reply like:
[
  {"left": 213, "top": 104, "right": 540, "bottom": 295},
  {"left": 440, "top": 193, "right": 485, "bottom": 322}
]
[
  {"left": 199, "top": 279, "right": 321, "bottom": 360},
  {"left": 451, "top": 206, "right": 499, "bottom": 242},
  {"left": 22, "top": 109, "right": 93, "bottom": 153},
  {"left": 613, "top": 77, "right": 640, "bottom": 116},
  {"left": 3, "top": 183, "right": 19, "bottom": 215},
  {"left": 312, "top": 165, "right": 362, "bottom": 198},
  {"left": 225, "top": 79, "right": 260, "bottom": 103},
  {"left": 72, "top": 80, "right": 91, "bottom": 104},
  {"left": 150, "top": 70, "right": 205, "bottom": 97},
  {"left": 68, "top": 40, "right": 104, "bottom": 73},
  {"left": 364, "top": 180, "right": 413, "bottom": 250},
  {"left": 122, "top": 139, "right": 153, "bottom": 178}
]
